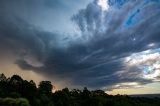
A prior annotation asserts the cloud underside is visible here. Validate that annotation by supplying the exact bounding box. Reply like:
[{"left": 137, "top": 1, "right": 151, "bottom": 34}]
[{"left": 0, "top": 0, "right": 160, "bottom": 90}]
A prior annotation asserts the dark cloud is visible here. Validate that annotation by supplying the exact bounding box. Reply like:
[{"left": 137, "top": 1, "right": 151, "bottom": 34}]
[
  {"left": 70, "top": 0, "right": 160, "bottom": 89},
  {"left": 0, "top": 0, "right": 160, "bottom": 90},
  {"left": 15, "top": 60, "right": 35, "bottom": 70}
]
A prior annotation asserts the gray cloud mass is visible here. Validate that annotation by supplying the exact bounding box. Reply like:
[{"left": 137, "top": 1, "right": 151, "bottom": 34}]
[{"left": 0, "top": 0, "right": 160, "bottom": 90}]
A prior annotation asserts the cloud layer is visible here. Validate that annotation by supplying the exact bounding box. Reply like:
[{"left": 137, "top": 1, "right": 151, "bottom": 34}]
[{"left": 0, "top": 0, "right": 160, "bottom": 90}]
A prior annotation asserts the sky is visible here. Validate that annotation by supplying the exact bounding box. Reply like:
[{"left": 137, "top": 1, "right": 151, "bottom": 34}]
[{"left": 0, "top": 0, "right": 160, "bottom": 95}]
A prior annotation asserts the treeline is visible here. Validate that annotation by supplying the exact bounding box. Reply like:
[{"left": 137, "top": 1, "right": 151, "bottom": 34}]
[{"left": 0, "top": 73, "right": 160, "bottom": 106}]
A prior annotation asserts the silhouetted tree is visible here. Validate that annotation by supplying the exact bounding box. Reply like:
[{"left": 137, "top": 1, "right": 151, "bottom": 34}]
[
  {"left": 38, "top": 81, "right": 53, "bottom": 95},
  {"left": 0, "top": 73, "right": 7, "bottom": 81},
  {"left": 82, "top": 87, "right": 91, "bottom": 97}
]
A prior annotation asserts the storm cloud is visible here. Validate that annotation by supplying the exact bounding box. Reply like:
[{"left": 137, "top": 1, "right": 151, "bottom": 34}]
[{"left": 0, "top": 0, "right": 160, "bottom": 90}]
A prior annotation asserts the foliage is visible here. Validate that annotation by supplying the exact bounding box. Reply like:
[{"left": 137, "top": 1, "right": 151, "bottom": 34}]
[
  {"left": 38, "top": 81, "right": 53, "bottom": 95},
  {"left": 0, "top": 97, "right": 30, "bottom": 106},
  {"left": 0, "top": 73, "right": 160, "bottom": 106}
]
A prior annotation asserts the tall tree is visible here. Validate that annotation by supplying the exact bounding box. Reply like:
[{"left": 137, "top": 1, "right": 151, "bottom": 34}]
[{"left": 38, "top": 81, "right": 53, "bottom": 95}]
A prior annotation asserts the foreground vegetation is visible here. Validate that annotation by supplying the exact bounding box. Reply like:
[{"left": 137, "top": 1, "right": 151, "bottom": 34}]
[{"left": 0, "top": 73, "right": 160, "bottom": 106}]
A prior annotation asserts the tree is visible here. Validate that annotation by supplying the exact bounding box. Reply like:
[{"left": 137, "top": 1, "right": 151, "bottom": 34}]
[
  {"left": 0, "top": 73, "right": 7, "bottom": 97},
  {"left": 21, "top": 80, "right": 37, "bottom": 98},
  {"left": 8, "top": 75, "right": 23, "bottom": 93},
  {"left": 38, "top": 81, "right": 53, "bottom": 95},
  {"left": 82, "top": 87, "right": 91, "bottom": 97},
  {"left": 10, "top": 75, "right": 23, "bottom": 82},
  {"left": 0, "top": 73, "right": 7, "bottom": 81}
]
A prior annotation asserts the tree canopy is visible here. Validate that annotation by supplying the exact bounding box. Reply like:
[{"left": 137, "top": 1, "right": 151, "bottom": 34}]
[{"left": 0, "top": 73, "right": 160, "bottom": 106}]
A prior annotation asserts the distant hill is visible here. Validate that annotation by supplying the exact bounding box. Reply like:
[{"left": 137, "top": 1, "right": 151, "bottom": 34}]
[{"left": 130, "top": 94, "right": 160, "bottom": 98}]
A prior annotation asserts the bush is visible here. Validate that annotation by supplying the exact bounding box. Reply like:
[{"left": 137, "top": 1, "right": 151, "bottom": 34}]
[{"left": 0, "top": 97, "right": 30, "bottom": 106}]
